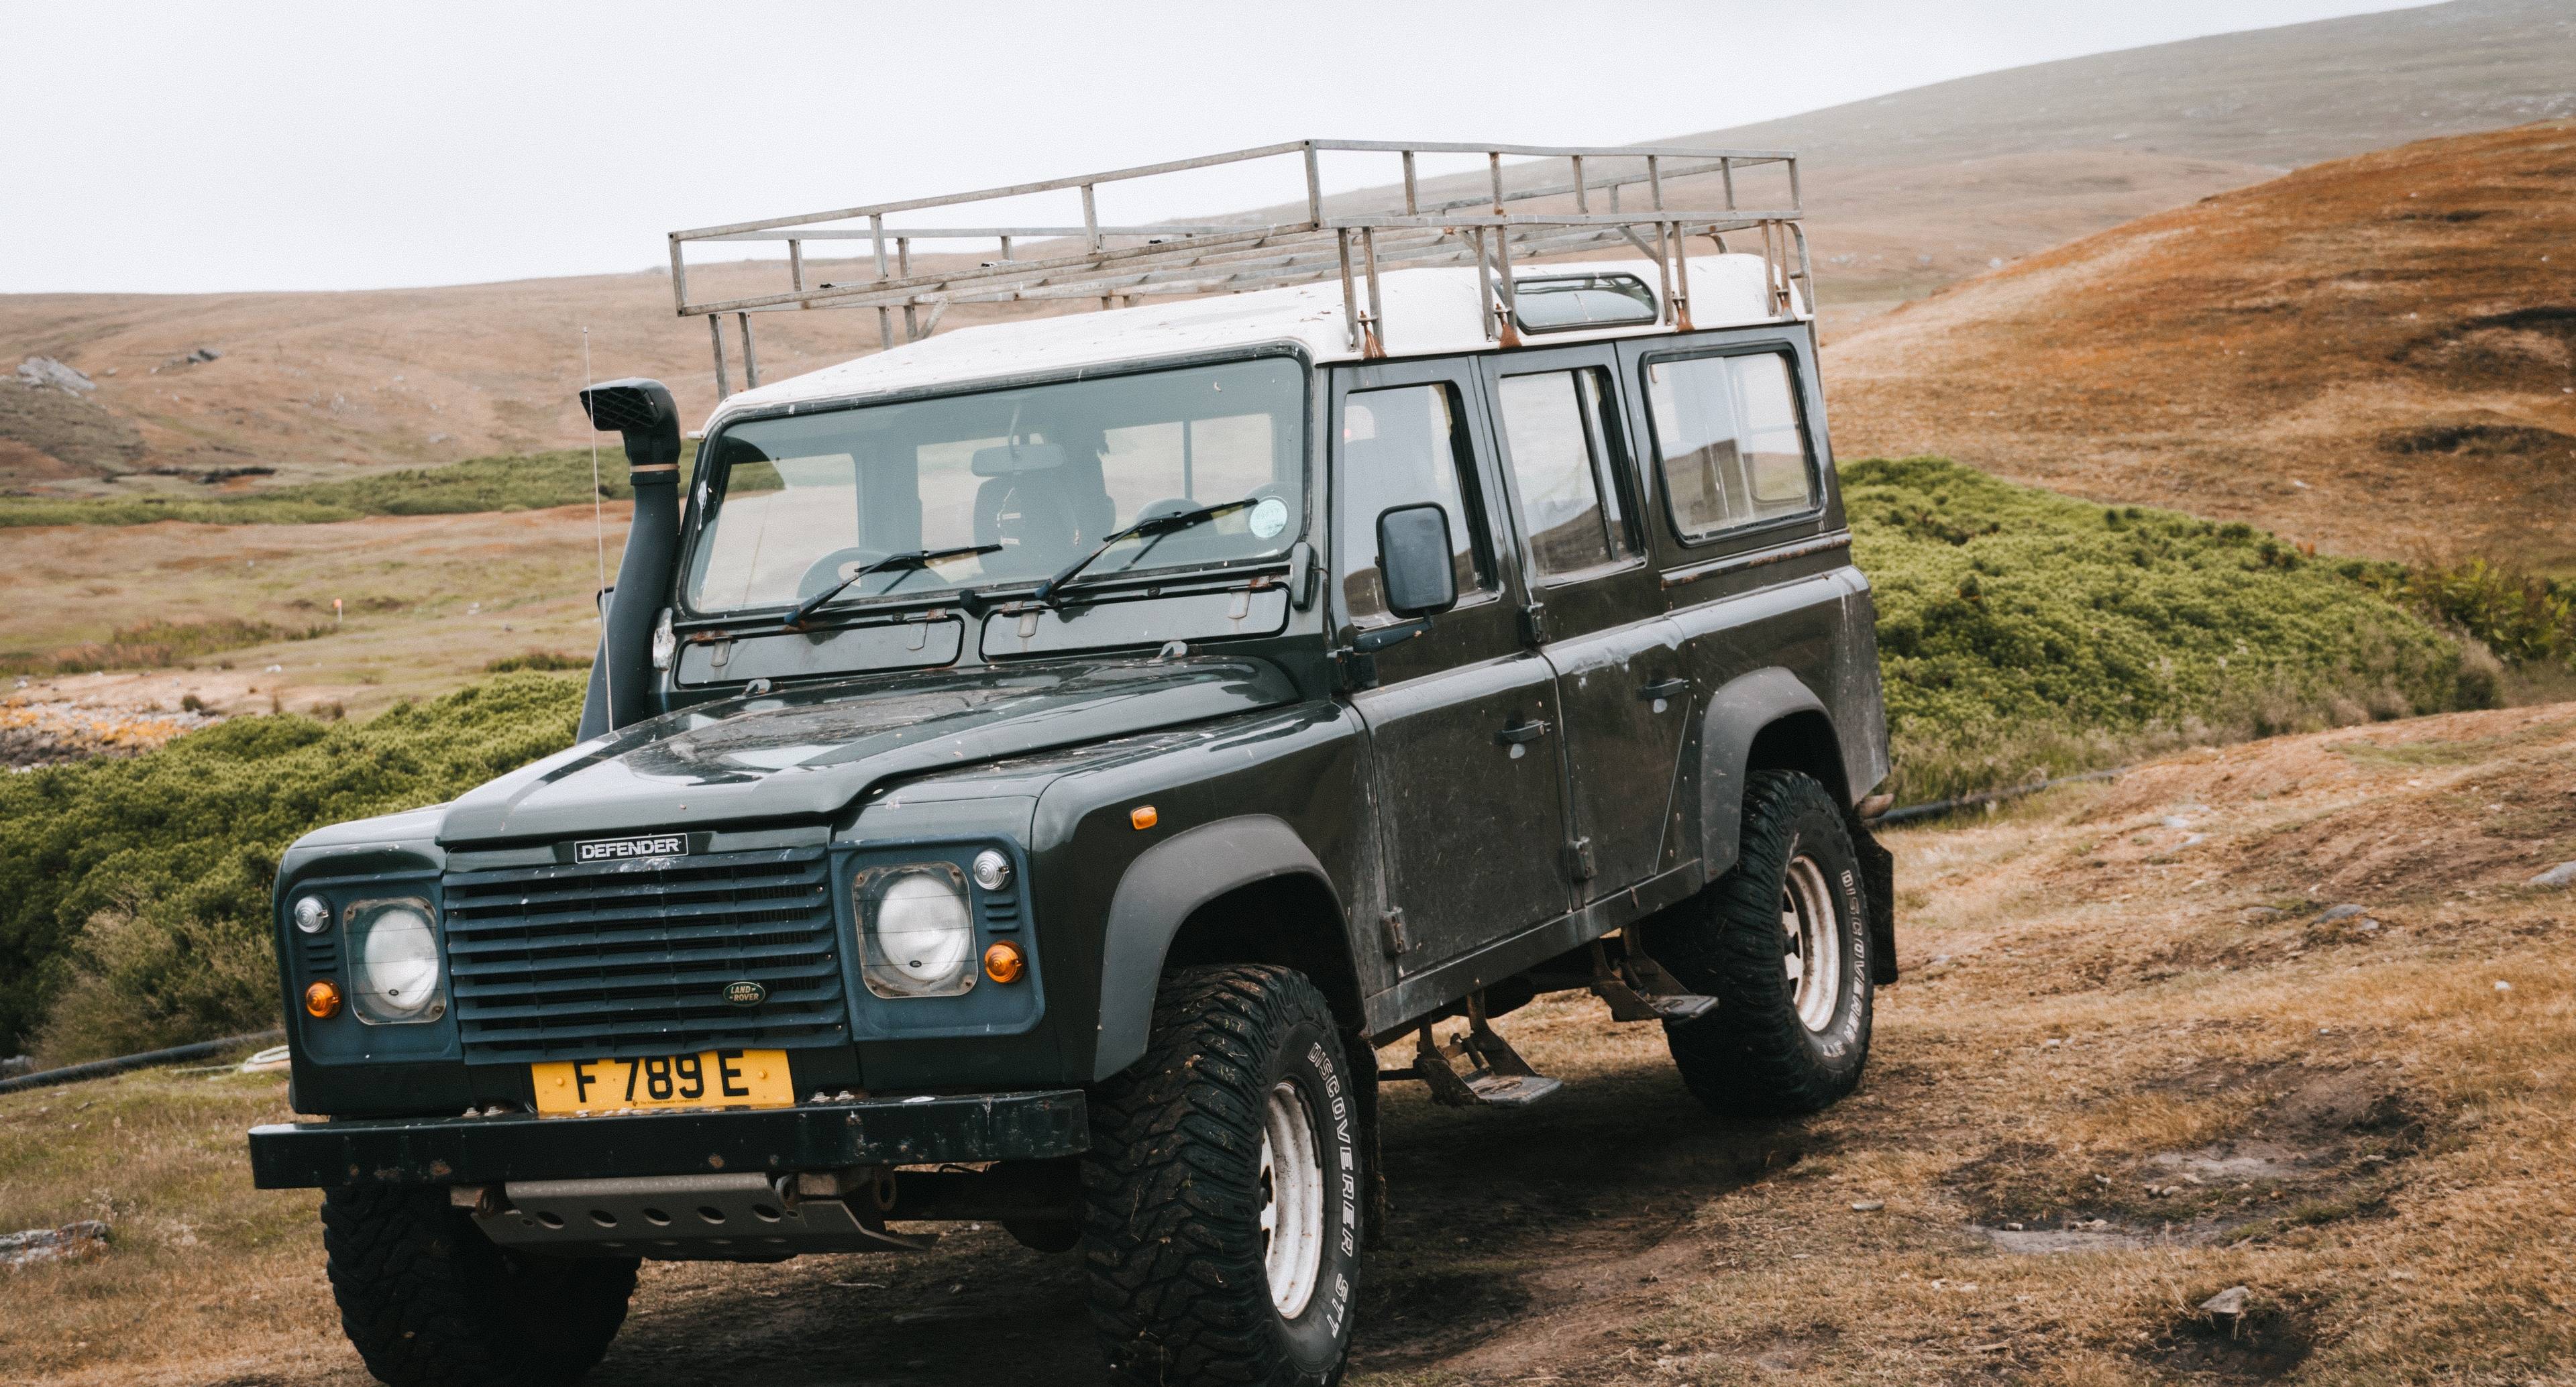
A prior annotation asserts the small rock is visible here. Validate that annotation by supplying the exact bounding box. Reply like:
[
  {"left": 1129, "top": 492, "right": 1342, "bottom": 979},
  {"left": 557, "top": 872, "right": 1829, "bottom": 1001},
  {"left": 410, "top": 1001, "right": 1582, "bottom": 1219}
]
[
  {"left": 2495, "top": 980, "right": 2513, "bottom": 993},
  {"left": 0, "top": 1054, "right": 32, "bottom": 1078},
  {"left": 0, "top": 1221, "right": 110, "bottom": 1269},
  {"left": 2199, "top": 1285, "right": 2251, "bottom": 1319},
  {"left": 2161, "top": 815, "right": 2193, "bottom": 829},
  {"left": 1849, "top": 1201, "right": 1884, "bottom": 1212},
  {"left": 13, "top": 356, "right": 96, "bottom": 394},
  {"left": 2312, "top": 903, "right": 2367, "bottom": 924},
  {"left": 2526, "top": 862, "right": 2576, "bottom": 889}
]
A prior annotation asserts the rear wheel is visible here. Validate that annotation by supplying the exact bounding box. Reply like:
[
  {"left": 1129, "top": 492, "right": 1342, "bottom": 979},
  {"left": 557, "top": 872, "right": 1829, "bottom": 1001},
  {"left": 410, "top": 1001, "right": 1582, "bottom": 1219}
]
[
  {"left": 1646, "top": 769, "right": 1874, "bottom": 1116},
  {"left": 321, "top": 1185, "right": 636, "bottom": 1387},
  {"left": 1081, "top": 964, "right": 1364, "bottom": 1387}
]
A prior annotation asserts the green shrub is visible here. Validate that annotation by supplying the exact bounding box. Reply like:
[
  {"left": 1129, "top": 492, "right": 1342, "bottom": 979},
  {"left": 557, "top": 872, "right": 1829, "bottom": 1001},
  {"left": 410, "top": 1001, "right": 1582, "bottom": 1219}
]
[
  {"left": 0, "top": 442, "right": 698, "bottom": 529},
  {"left": 1846, "top": 457, "right": 2481, "bottom": 803},
  {"left": 0, "top": 674, "right": 584, "bottom": 1058},
  {"left": 2339, "top": 557, "right": 2576, "bottom": 670},
  {"left": 484, "top": 649, "right": 593, "bottom": 673}
]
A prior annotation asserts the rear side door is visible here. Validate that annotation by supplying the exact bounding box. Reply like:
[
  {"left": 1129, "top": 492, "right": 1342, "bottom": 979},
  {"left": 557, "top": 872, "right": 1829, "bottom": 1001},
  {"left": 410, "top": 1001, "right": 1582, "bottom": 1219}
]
[
  {"left": 1619, "top": 332, "right": 1880, "bottom": 864},
  {"left": 1331, "top": 357, "right": 1574, "bottom": 975},
  {"left": 1477, "top": 346, "right": 1690, "bottom": 899}
]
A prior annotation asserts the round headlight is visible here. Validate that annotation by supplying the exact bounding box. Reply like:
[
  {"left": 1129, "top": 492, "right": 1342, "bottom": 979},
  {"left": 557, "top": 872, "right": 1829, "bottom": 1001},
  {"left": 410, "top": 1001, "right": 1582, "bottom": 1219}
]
[
  {"left": 858, "top": 867, "right": 975, "bottom": 998},
  {"left": 292, "top": 895, "right": 332, "bottom": 935},
  {"left": 348, "top": 900, "right": 446, "bottom": 1024},
  {"left": 971, "top": 850, "right": 1012, "bottom": 892}
]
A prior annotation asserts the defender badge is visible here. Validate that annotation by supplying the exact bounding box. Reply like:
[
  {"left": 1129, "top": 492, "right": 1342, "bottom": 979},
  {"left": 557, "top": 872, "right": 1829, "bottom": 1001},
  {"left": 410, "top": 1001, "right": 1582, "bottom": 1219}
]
[
  {"left": 723, "top": 980, "right": 767, "bottom": 1007},
  {"left": 575, "top": 833, "right": 688, "bottom": 863}
]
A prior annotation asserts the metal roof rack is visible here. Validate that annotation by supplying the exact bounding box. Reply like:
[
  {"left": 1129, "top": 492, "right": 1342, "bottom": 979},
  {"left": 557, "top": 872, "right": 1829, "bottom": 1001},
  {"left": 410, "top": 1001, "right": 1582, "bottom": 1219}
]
[{"left": 669, "top": 139, "right": 1809, "bottom": 396}]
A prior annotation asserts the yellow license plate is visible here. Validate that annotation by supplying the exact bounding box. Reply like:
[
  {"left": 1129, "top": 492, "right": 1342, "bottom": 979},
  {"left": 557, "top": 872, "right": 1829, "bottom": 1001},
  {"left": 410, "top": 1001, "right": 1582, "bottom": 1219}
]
[{"left": 531, "top": 1049, "right": 794, "bottom": 1115}]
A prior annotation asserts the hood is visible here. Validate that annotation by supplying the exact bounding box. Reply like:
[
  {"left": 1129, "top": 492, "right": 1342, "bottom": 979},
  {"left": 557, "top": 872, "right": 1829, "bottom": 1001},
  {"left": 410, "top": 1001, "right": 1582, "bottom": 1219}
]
[{"left": 435, "top": 655, "right": 1299, "bottom": 845}]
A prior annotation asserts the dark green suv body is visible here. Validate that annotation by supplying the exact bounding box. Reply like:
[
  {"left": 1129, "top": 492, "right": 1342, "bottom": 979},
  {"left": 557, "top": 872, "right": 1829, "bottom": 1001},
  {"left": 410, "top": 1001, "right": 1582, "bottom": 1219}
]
[{"left": 250, "top": 256, "right": 1894, "bottom": 1387}]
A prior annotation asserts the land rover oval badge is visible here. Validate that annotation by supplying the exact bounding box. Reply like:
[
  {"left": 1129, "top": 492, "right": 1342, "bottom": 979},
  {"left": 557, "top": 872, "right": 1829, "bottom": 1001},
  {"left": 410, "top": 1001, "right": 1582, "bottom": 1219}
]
[{"left": 723, "top": 980, "right": 767, "bottom": 1008}]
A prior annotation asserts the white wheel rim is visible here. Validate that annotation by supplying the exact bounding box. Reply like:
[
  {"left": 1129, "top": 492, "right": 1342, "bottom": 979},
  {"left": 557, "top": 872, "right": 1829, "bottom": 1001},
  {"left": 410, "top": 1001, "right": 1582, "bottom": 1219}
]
[
  {"left": 1256, "top": 1079, "right": 1326, "bottom": 1319},
  {"left": 1782, "top": 852, "right": 1845, "bottom": 1034}
]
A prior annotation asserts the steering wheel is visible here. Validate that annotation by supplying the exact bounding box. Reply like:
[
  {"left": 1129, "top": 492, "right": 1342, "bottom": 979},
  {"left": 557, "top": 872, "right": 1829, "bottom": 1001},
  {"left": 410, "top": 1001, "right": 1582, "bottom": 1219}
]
[{"left": 794, "top": 547, "right": 891, "bottom": 602}]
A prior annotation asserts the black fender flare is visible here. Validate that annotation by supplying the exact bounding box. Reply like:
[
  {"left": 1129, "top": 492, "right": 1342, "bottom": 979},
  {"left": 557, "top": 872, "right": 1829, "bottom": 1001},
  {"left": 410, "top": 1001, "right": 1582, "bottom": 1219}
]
[
  {"left": 1694, "top": 666, "right": 1897, "bottom": 985},
  {"left": 1695, "top": 666, "right": 1834, "bottom": 877},
  {"left": 1091, "top": 814, "right": 1340, "bottom": 1080}
]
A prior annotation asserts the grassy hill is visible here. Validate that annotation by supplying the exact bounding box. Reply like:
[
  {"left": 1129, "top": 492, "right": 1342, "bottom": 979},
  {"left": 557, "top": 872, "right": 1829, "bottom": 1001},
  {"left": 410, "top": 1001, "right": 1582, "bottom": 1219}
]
[{"left": 1825, "top": 120, "right": 2576, "bottom": 576}]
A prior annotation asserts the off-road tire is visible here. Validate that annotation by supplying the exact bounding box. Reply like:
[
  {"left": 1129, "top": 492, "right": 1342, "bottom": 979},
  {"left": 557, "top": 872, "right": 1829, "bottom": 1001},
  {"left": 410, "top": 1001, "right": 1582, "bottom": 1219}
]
[
  {"left": 1646, "top": 769, "right": 1874, "bottom": 1117},
  {"left": 321, "top": 1185, "right": 637, "bottom": 1387},
  {"left": 1082, "top": 964, "right": 1364, "bottom": 1387}
]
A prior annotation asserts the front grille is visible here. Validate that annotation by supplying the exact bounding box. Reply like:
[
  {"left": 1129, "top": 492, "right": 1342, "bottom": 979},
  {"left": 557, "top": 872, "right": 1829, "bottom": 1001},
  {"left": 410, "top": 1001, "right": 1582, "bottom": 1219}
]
[{"left": 443, "top": 846, "right": 847, "bottom": 1064}]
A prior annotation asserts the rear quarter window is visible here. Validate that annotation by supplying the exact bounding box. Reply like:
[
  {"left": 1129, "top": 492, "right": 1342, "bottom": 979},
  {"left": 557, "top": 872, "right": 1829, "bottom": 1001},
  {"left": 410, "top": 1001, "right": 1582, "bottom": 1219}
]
[{"left": 1644, "top": 351, "right": 1818, "bottom": 543}]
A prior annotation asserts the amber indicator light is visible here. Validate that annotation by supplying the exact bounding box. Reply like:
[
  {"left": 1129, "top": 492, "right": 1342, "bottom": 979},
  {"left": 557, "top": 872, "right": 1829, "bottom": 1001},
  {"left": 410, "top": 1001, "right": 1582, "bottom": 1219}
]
[
  {"left": 304, "top": 980, "right": 343, "bottom": 1019},
  {"left": 983, "top": 941, "right": 1026, "bottom": 985},
  {"left": 1129, "top": 805, "right": 1159, "bottom": 830}
]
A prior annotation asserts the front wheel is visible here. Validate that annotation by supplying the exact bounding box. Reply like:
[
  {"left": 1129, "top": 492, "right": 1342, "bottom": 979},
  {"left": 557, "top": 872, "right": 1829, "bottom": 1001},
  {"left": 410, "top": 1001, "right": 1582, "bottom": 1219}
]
[
  {"left": 321, "top": 1186, "right": 636, "bottom": 1387},
  {"left": 1645, "top": 769, "right": 1875, "bottom": 1117},
  {"left": 1081, "top": 964, "right": 1364, "bottom": 1387}
]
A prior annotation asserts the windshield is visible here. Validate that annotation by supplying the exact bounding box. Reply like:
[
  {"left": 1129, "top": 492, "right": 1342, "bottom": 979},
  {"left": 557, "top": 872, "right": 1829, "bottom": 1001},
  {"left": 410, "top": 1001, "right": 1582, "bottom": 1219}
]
[{"left": 684, "top": 357, "right": 1308, "bottom": 618}]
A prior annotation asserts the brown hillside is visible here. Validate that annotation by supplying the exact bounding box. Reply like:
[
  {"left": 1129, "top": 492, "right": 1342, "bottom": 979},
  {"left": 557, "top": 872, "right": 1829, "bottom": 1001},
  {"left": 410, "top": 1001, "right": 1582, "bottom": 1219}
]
[
  {"left": 1825, "top": 121, "right": 2576, "bottom": 573},
  {"left": 0, "top": 256, "right": 1046, "bottom": 496},
  {"left": 7, "top": 2, "right": 2570, "bottom": 495}
]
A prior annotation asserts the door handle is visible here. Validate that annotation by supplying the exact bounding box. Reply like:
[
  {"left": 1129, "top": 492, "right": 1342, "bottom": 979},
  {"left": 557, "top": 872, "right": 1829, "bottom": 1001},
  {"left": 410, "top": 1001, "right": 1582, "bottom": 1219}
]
[
  {"left": 1638, "top": 678, "right": 1689, "bottom": 702},
  {"left": 1495, "top": 719, "right": 1550, "bottom": 746}
]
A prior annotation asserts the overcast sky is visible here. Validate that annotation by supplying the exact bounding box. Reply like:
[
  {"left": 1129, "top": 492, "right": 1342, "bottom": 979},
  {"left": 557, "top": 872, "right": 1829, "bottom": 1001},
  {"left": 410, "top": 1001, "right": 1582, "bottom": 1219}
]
[{"left": 3, "top": 0, "right": 2436, "bottom": 296}]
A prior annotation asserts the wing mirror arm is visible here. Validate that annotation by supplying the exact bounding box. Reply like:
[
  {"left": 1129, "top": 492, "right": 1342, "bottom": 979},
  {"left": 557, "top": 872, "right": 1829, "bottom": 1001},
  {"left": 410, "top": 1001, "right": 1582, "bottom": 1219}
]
[{"left": 1352, "top": 618, "right": 1430, "bottom": 653}]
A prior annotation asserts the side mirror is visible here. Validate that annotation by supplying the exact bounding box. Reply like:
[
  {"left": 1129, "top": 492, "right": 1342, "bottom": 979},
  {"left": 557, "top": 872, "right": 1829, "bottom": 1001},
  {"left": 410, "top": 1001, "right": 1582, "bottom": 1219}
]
[{"left": 1375, "top": 502, "right": 1458, "bottom": 619}]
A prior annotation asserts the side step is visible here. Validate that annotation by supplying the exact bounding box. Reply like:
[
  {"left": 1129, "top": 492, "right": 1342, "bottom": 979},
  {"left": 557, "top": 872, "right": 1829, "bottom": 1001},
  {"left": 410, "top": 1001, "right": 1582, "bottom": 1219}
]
[
  {"left": 1387, "top": 998, "right": 1563, "bottom": 1108},
  {"left": 1590, "top": 939, "right": 1717, "bottom": 1023}
]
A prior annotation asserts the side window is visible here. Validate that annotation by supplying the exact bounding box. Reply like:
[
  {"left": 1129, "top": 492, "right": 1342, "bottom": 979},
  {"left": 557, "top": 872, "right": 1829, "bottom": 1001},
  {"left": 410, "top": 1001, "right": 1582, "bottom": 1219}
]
[
  {"left": 1644, "top": 351, "right": 1818, "bottom": 542},
  {"left": 1494, "top": 367, "right": 1634, "bottom": 581},
  {"left": 1336, "top": 382, "right": 1494, "bottom": 626}
]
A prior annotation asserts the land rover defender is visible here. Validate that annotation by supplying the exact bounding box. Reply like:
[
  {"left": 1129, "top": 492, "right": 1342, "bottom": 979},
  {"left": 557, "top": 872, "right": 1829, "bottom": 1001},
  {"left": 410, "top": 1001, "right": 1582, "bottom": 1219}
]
[{"left": 247, "top": 140, "right": 1896, "bottom": 1387}]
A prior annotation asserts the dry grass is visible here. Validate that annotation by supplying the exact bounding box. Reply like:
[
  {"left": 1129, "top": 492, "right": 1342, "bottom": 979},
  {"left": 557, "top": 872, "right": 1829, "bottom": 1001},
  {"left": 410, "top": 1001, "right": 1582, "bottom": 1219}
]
[
  {"left": 0, "top": 504, "right": 629, "bottom": 726},
  {"left": 6, "top": 705, "right": 2576, "bottom": 1384},
  {"left": 1826, "top": 121, "right": 2576, "bottom": 577}
]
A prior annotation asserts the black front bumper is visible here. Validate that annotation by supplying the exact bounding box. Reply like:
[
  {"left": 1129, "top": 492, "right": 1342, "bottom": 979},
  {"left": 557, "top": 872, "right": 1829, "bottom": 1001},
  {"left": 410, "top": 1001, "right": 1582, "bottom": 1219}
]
[{"left": 247, "top": 1090, "right": 1088, "bottom": 1190}]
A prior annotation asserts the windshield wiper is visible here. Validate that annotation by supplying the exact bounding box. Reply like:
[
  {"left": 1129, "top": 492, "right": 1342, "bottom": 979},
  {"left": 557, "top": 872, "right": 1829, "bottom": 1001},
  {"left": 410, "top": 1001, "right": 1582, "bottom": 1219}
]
[
  {"left": 1033, "top": 498, "right": 1256, "bottom": 608},
  {"left": 784, "top": 543, "right": 1002, "bottom": 630}
]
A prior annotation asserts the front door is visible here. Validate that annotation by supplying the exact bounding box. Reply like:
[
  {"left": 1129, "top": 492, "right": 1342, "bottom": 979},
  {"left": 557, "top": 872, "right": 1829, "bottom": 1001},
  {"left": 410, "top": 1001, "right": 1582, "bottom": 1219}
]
[
  {"left": 1332, "top": 357, "right": 1573, "bottom": 974},
  {"left": 1480, "top": 346, "right": 1693, "bottom": 898}
]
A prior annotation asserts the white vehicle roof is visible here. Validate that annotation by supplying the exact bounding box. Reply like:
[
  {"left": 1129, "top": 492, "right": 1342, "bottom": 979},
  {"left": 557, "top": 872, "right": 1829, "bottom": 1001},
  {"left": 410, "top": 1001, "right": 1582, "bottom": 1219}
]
[{"left": 704, "top": 255, "right": 1800, "bottom": 431}]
